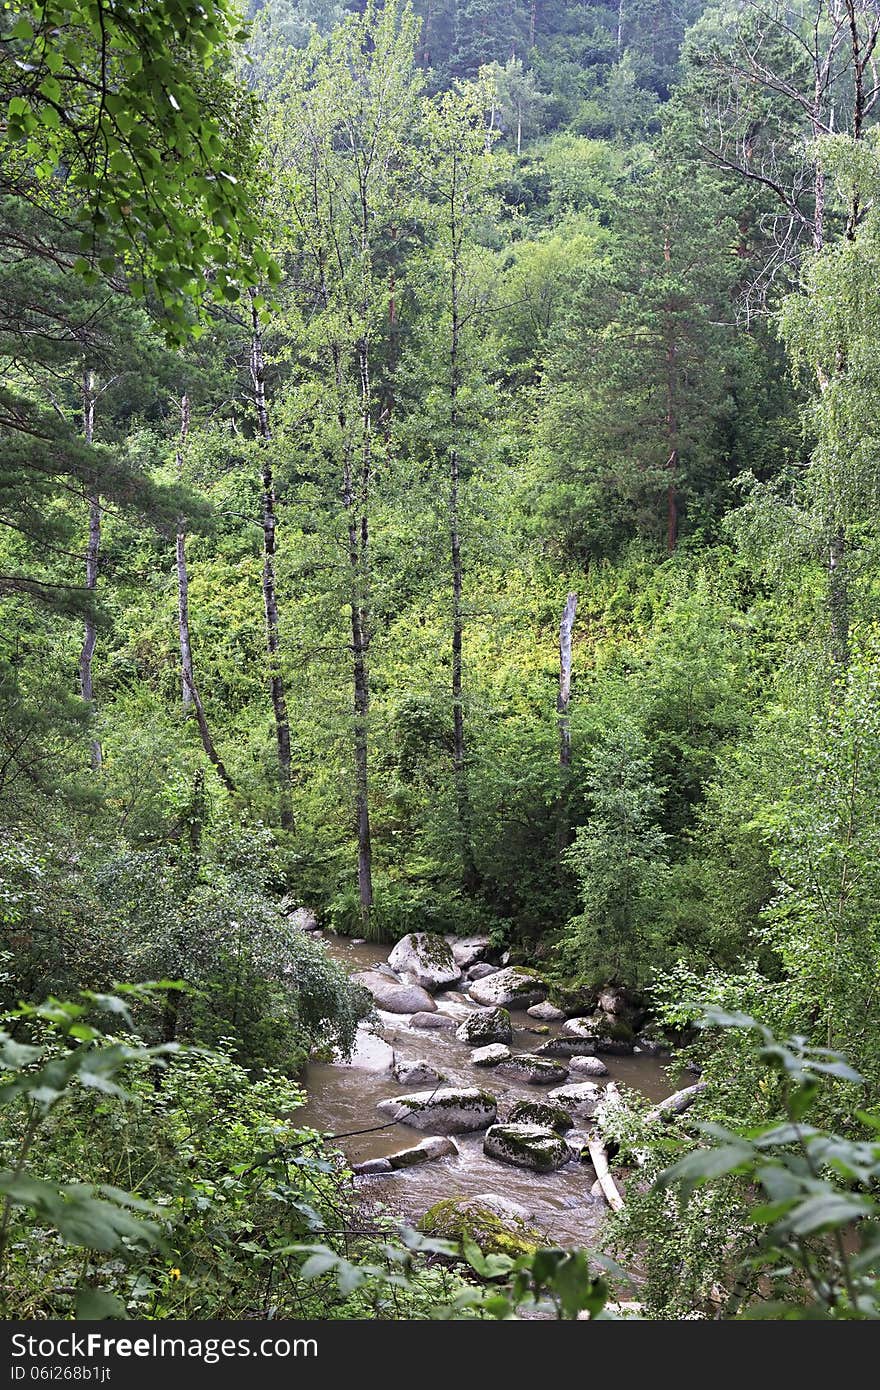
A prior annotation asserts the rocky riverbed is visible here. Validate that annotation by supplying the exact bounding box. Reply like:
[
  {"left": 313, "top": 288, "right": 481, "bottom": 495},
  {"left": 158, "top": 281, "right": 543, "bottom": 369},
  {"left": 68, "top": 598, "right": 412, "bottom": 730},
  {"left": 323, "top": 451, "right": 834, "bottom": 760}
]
[{"left": 298, "top": 930, "right": 676, "bottom": 1247}]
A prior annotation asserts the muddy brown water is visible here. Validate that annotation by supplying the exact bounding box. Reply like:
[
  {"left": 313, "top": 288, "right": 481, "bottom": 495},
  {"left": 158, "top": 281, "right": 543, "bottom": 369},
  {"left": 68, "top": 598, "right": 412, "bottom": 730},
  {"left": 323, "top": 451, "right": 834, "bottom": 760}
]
[{"left": 299, "top": 935, "right": 676, "bottom": 1247}]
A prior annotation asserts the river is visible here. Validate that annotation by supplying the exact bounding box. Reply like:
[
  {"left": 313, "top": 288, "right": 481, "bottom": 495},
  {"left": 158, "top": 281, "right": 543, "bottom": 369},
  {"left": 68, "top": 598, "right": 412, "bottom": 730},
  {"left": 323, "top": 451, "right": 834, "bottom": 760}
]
[{"left": 298, "top": 935, "right": 676, "bottom": 1247}]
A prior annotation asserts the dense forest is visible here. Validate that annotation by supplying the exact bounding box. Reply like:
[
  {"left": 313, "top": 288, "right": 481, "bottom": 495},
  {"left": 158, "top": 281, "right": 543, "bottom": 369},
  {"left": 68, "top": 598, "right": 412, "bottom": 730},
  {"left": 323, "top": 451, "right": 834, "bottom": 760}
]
[{"left": 2, "top": 0, "right": 880, "bottom": 1324}]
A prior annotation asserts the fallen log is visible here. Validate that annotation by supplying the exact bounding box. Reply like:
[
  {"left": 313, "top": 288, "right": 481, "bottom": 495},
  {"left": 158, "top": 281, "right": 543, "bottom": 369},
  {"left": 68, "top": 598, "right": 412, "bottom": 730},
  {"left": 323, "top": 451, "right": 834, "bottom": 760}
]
[
  {"left": 587, "top": 1136, "right": 625, "bottom": 1212},
  {"left": 646, "top": 1081, "right": 707, "bottom": 1124}
]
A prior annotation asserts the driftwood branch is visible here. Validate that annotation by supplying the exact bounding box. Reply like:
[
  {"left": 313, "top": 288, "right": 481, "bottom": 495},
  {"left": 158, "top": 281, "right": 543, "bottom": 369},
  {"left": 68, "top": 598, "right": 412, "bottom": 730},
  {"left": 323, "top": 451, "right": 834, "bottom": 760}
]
[{"left": 646, "top": 1081, "right": 707, "bottom": 1124}]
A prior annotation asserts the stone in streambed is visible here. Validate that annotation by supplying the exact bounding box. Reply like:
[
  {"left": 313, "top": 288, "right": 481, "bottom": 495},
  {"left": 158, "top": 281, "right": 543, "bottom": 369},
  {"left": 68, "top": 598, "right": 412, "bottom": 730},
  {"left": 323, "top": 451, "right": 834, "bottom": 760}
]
[
  {"left": 527, "top": 1001, "right": 565, "bottom": 1021},
  {"left": 387, "top": 932, "right": 461, "bottom": 992},
  {"left": 410, "top": 1011, "right": 456, "bottom": 1030},
  {"left": 467, "top": 963, "right": 499, "bottom": 981},
  {"left": 333, "top": 1024, "right": 394, "bottom": 1073},
  {"left": 468, "top": 967, "right": 548, "bottom": 1010},
  {"left": 287, "top": 906, "right": 319, "bottom": 932},
  {"left": 483, "top": 1123, "right": 569, "bottom": 1173},
  {"left": 445, "top": 935, "right": 492, "bottom": 969},
  {"left": 393, "top": 1059, "right": 447, "bottom": 1087},
  {"left": 353, "top": 971, "right": 436, "bottom": 1015},
  {"left": 497, "top": 1053, "right": 568, "bottom": 1085},
  {"left": 533, "top": 1036, "right": 598, "bottom": 1058},
  {"left": 561, "top": 1016, "right": 600, "bottom": 1039},
  {"left": 455, "top": 1007, "right": 512, "bottom": 1046},
  {"left": 377, "top": 1086, "right": 497, "bottom": 1134},
  {"left": 547, "top": 1081, "right": 603, "bottom": 1121},
  {"left": 564, "top": 1129, "right": 593, "bottom": 1162},
  {"left": 353, "top": 1158, "right": 393, "bottom": 1175},
  {"left": 419, "top": 1196, "right": 540, "bottom": 1256},
  {"left": 568, "top": 1055, "right": 609, "bottom": 1077},
  {"left": 507, "top": 1099, "right": 573, "bottom": 1134},
  {"left": 470, "top": 1043, "right": 511, "bottom": 1067},
  {"left": 388, "top": 1136, "right": 458, "bottom": 1169}
]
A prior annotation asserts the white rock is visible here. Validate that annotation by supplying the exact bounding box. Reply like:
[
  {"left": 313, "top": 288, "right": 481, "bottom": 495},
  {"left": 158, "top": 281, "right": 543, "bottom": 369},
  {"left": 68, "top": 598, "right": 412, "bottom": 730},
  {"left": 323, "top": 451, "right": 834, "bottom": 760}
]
[
  {"left": 446, "top": 935, "right": 492, "bottom": 968},
  {"left": 388, "top": 1136, "right": 458, "bottom": 1168},
  {"left": 353, "top": 1158, "right": 393, "bottom": 1175},
  {"left": 393, "top": 1060, "right": 446, "bottom": 1087},
  {"left": 547, "top": 1081, "right": 603, "bottom": 1121},
  {"left": 497, "top": 1053, "right": 568, "bottom": 1085},
  {"left": 470, "top": 1044, "right": 511, "bottom": 1067},
  {"left": 353, "top": 971, "right": 436, "bottom": 1015},
  {"left": 377, "top": 1086, "right": 497, "bottom": 1134},
  {"left": 561, "top": 1016, "right": 599, "bottom": 1039},
  {"left": 334, "top": 1024, "right": 394, "bottom": 1073},
  {"left": 468, "top": 963, "right": 499, "bottom": 981},
  {"left": 410, "top": 1011, "right": 456, "bottom": 1030},
  {"left": 567, "top": 1055, "right": 609, "bottom": 1077},
  {"left": 288, "top": 906, "right": 319, "bottom": 932},
  {"left": 387, "top": 933, "right": 461, "bottom": 992},
  {"left": 527, "top": 1001, "right": 565, "bottom": 1021},
  {"left": 468, "top": 967, "right": 548, "bottom": 1010}
]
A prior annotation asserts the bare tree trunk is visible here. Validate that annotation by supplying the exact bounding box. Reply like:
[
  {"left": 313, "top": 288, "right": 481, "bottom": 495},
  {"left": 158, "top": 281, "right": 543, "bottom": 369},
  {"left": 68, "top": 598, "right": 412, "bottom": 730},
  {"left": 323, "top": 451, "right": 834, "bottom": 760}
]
[
  {"left": 78, "top": 367, "right": 102, "bottom": 771},
  {"left": 249, "top": 290, "right": 293, "bottom": 830},
  {"left": 176, "top": 393, "right": 194, "bottom": 710},
  {"left": 557, "top": 592, "right": 577, "bottom": 769},
  {"left": 449, "top": 158, "right": 478, "bottom": 892},
  {"left": 182, "top": 669, "right": 236, "bottom": 795}
]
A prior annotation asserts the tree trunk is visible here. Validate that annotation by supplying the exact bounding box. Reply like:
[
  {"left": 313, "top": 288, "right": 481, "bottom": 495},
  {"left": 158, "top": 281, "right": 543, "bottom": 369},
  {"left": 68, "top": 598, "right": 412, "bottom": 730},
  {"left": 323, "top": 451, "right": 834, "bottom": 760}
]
[
  {"left": 78, "top": 367, "right": 102, "bottom": 771},
  {"left": 348, "top": 336, "right": 374, "bottom": 924},
  {"left": 829, "top": 527, "right": 849, "bottom": 671},
  {"left": 449, "top": 161, "right": 478, "bottom": 892},
  {"left": 664, "top": 231, "right": 679, "bottom": 553},
  {"left": 176, "top": 393, "right": 194, "bottom": 711},
  {"left": 557, "top": 592, "right": 577, "bottom": 769},
  {"left": 249, "top": 290, "right": 294, "bottom": 830}
]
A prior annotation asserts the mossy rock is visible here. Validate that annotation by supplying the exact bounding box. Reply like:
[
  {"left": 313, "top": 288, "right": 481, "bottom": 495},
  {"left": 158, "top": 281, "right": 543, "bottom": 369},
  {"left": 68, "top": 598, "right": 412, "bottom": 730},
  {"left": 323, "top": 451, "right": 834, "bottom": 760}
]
[
  {"left": 507, "top": 1099, "right": 574, "bottom": 1133},
  {"left": 419, "top": 1197, "right": 540, "bottom": 1258}
]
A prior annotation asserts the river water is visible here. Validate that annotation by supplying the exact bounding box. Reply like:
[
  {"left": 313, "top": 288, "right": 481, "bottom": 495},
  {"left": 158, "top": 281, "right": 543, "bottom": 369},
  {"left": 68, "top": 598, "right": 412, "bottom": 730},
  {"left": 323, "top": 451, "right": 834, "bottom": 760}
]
[{"left": 299, "top": 935, "right": 675, "bottom": 1247}]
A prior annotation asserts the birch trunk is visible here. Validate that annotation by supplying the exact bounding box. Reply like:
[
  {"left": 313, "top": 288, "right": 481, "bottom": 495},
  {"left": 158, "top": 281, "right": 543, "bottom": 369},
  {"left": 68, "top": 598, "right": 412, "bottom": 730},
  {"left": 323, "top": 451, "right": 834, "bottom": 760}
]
[
  {"left": 249, "top": 290, "right": 294, "bottom": 829},
  {"left": 350, "top": 337, "right": 374, "bottom": 922},
  {"left": 78, "top": 368, "right": 102, "bottom": 771}
]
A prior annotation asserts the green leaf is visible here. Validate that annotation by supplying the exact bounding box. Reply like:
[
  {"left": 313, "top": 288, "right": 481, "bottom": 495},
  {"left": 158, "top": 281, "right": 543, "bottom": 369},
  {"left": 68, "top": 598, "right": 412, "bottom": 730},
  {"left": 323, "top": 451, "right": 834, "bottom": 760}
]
[{"left": 75, "top": 1288, "right": 129, "bottom": 1321}]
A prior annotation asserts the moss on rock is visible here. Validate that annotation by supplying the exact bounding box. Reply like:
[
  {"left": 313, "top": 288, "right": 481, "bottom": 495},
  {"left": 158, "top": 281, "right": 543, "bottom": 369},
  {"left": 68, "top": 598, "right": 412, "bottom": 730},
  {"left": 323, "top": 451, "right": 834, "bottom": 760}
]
[{"left": 419, "top": 1197, "right": 540, "bottom": 1257}]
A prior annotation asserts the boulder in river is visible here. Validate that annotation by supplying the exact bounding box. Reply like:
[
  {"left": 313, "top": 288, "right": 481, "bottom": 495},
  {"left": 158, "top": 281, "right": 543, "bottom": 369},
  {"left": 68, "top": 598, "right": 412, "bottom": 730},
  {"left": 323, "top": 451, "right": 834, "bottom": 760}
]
[
  {"left": 547, "top": 1081, "right": 603, "bottom": 1121},
  {"left": 483, "top": 1123, "right": 569, "bottom": 1173},
  {"left": 497, "top": 1053, "right": 568, "bottom": 1085},
  {"left": 334, "top": 1024, "right": 395, "bottom": 1073},
  {"left": 377, "top": 1086, "right": 497, "bottom": 1134},
  {"left": 388, "top": 1136, "right": 458, "bottom": 1169},
  {"left": 527, "top": 1001, "right": 565, "bottom": 1021},
  {"left": 467, "top": 963, "right": 499, "bottom": 981},
  {"left": 388, "top": 933, "right": 461, "bottom": 992},
  {"left": 288, "top": 906, "right": 319, "bottom": 933},
  {"left": 455, "top": 1006, "right": 512, "bottom": 1046},
  {"left": 353, "top": 1158, "right": 393, "bottom": 1175},
  {"left": 468, "top": 967, "right": 548, "bottom": 1010},
  {"left": 561, "top": 1016, "right": 600, "bottom": 1039},
  {"left": 410, "top": 1011, "right": 456, "bottom": 1030},
  {"left": 446, "top": 935, "right": 492, "bottom": 969},
  {"left": 470, "top": 1043, "right": 511, "bottom": 1067},
  {"left": 353, "top": 971, "right": 436, "bottom": 1015},
  {"left": 393, "top": 1059, "right": 447, "bottom": 1087},
  {"left": 420, "top": 1196, "right": 540, "bottom": 1256},
  {"left": 507, "top": 1099, "right": 574, "bottom": 1133},
  {"left": 595, "top": 1037, "right": 635, "bottom": 1055},
  {"left": 567, "top": 1055, "right": 609, "bottom": 1078},
  {"left": 533, "top": 1036, "right": 598, "bottom": 1059}
]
